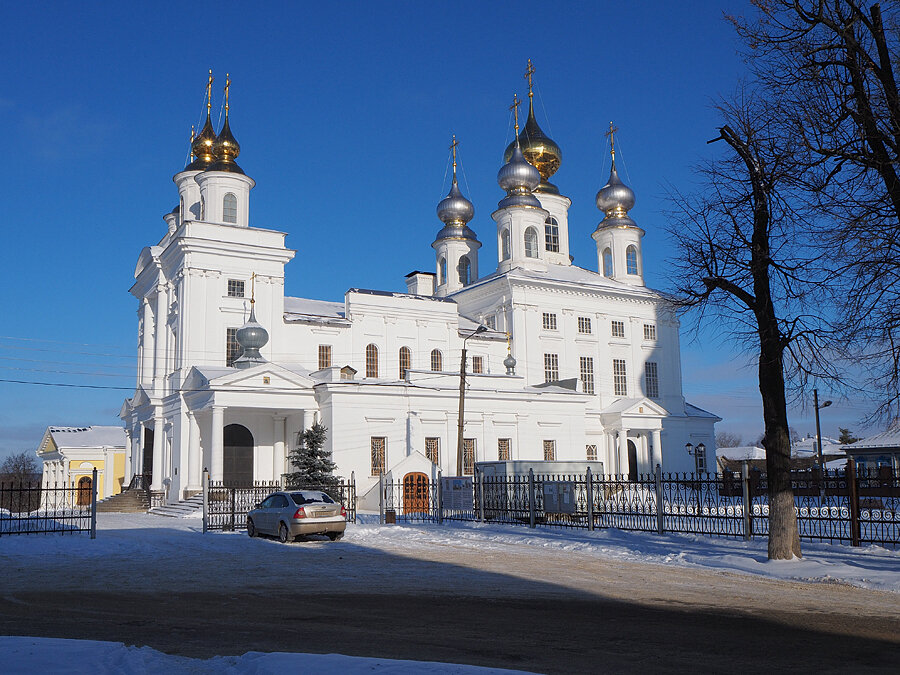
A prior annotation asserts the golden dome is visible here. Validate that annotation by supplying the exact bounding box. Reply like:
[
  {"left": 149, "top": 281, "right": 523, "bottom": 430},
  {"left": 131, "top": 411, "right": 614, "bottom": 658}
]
[
  {"left": 208, "top": 116, "right": 244, "bottom": 174},
  {"left": 503, "top": 98, "right": 561, "bottom": 192},
  {"left": 185, "top": 113, "right": 216, "bottom": 171}
]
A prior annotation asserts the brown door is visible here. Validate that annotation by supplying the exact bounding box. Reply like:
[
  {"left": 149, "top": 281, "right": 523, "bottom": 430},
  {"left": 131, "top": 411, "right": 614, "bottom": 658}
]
[
  {"left": 76, "top": 476, "right": 92, "bottom": 506},
  {"left": 403, "top": 472, "right": 429, "bottom": 514}
]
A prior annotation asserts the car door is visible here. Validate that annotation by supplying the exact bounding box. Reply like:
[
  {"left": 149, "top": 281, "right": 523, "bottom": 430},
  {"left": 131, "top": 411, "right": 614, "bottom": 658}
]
[
  {"left": 255, "top": 495, "right": 277, "bottom": 533},
  {"left": 270, "top": 494, "right": 290, "bottom": 531}
]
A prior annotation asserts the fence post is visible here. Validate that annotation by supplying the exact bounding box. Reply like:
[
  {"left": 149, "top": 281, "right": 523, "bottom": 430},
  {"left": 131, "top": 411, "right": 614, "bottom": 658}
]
[
  {"left": 437, "top": 470, "right": 443, "bottom": 524},
  {"left": 90, "top": 467, "right": 98, "bottom": 540},
  {"left": 528, "top": 468, "right": 536, "bottom": 529},
  {"left": 848, "top": 458, "right": 861, "bottom": 547},
  {"left": 229, "top": 486, "right": 236, "bottom": 532},
  {"left": 741, "top": 461, "right": 751, "bottom": 541},
  {"left": 478, "top": 470, "right": 485, "bottom": 523},
  {"left": 655, "top": 464, "right": 664, "bottom": 536},
  {"left": 379, "top": 471, "right": 384, "bottom": 525},
  {"left": 350, "top": 471, "right": 356, "bottom": 523},
  {"left": 202, "top": 470, "right": 209, "bottom": 534},
  {"left": 586, "top": 467, "right": 594, "bottom": 532}
]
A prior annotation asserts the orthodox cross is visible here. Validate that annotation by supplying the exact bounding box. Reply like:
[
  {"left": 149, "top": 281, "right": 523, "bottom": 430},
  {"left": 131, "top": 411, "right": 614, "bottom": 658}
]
[
  {"left": 206, "top": 69, "right": 214, "bottom": 113},
  {"left": 449, "top": 134, "right": 459, "bottom": 173},
  {"left": 224, "top": 73, "right": 231, "bottom": 117},
  {"left": 524, "top": 59, "right": 535, "bottom": 99},
  {"left": 189, "top": 124, "right": 195, "bottom": 160},
  {"left": 510, "top": 94, "right": 521, "bottom": 135},
  {"left": 251, "top": 272, "right": 256, "bottom": 305},
  {"left": 606, "top": 121, "right": 618, "bottom": 161}
]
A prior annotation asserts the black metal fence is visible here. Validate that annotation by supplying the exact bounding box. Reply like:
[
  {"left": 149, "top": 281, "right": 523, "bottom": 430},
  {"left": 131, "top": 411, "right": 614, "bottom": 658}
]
[
  {"left": 203, "top": 475, "right": 357, "bottom": 532},
  {"left": 0, "top": 468, "right": 97, "bottom": 538},
  {"left": 372, "top": 462, "right": 899, "bottom": 550}
]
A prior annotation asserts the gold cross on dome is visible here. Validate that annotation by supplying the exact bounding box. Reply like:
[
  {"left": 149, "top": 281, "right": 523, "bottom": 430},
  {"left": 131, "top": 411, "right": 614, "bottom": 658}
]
[
  {"left": 206, "top": 69, "right": 214, "bottom": 113},
  {"left": 524, "top": 59, "right": 535, "bottom": 99},
  {"left": 510, "top": 94, "right": 521, "bottom": 134},
  {"left": 224, "top": 73, "right": 231, "bottom": 116},
  {"left": 449, "top": 134, "right": 459, "bottom": 171},
  {"left": 251, "top": 272, "right": 256, "bottom": 304},
  {"left": 606, "top": 121, "right": 618, "bottom": 159}
]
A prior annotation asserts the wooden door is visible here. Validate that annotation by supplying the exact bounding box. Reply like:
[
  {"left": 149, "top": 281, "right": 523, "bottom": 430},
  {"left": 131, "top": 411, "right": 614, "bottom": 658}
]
[{"left": 403, "top": 472, "right": 429, "bottom": 514}]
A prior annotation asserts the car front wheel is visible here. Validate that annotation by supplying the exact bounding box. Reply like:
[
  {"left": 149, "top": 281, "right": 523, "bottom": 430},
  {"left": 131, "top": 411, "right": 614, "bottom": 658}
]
[
  {"left": 247, "top": 518, "right": 257, "bottom": 538},
  {"left": 278, "top": 522, "right": 291, "bottom": 544}
]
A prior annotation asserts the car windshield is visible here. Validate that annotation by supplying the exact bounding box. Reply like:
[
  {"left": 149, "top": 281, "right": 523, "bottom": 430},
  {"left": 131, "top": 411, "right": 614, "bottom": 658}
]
[{"left": 290, "top": 491, "right": 335, "bottom": 505}]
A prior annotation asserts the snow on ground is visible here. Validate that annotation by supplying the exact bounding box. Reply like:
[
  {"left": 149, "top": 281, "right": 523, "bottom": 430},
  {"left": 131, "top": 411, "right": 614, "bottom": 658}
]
[
  {"left": 0, "top": 637, "right": 529, "bottom": 675},
  {"left": 1, "top": 512, "right": 898, "bottom": 594}
]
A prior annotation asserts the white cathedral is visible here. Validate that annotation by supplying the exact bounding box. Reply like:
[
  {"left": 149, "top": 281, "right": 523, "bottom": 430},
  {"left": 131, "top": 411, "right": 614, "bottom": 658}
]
[{"left": 120, "top": 70, "right": 718, "bottom": 504}]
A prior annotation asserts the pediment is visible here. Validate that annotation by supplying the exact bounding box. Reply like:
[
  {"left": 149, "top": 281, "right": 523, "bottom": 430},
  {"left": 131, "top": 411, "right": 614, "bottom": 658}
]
[
  {"left": 602, "top": 397, "right": 668, "bottom": 418},
  {"left": 208, "top": 363, "right": 315, "bottom": 390}
]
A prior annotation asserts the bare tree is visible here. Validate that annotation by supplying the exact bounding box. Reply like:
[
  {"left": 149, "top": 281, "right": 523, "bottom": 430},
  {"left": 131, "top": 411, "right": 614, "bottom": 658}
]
[
  {"left": 716, "top": 431, "right": 744, "bottom": 448},
  {"left": 732, "top": 1, "right": 900, "bottom": 420},
  {"left": 668, "top": 95, "right": 842, "bottom": 559},
  {"left": 0, "top": 451, "right": 39, "bottom": 485}
]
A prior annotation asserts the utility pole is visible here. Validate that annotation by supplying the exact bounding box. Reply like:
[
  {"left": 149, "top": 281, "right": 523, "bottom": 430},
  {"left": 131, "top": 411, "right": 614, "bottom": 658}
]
[
  {"left": 457, "top": 325, "right": 487, "bottom": 475},
  {"left": 814, "top": 389, "right": 832, "bottom": 473}
]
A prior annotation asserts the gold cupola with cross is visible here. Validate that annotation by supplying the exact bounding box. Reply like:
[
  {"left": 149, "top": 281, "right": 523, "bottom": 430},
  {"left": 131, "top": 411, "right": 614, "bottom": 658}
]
[{"left": 503, "top": 60, "right": 562, "bottom": 194}]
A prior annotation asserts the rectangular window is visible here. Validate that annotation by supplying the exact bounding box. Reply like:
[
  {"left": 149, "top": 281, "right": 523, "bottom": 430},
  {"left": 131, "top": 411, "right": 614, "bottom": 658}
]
[
  {"left": 580, "top": 356, "right": 595, "bottom": 395},
  {"left": 543, "top": 353, "right": 559, "bottom": 383},
  {"left": 578, "top": 317, "right": 592, "bottom": 334},
  {"left": 643, "top": 324, "right": 657, "bottom": 341},
  {"left": 695, "top": 447, "right": 707, "bottom": 474},
  {"left": 586, "top": 444, "right": 598, "bottom": 461},
  {"left": 645, "top": 361, "right": 659, "bottom": 398},
  {"left": 472, "top": 356, "right": 484, "bottom": 374},
  {"left": 425, "top": 437, "right": 440, "bottom": 465},
  {"left": 318, "top": 344, "right": 332, "bottom": 370},
  {"left": 611, "top": 320, "right": 625, "bottom": 338},
  {"left": 463, "top": 438, "right": 476, "bottom": 475},
  {"left": 542, "top": 312, "right": 557, "bottom": 330},
  {"left": 613, "top": 358, "right": 627, "bottom": 396},
  {"left": 486, "top": 315, "right": 496, "bottom": 330},
  {"left": 543, "top": 440, "right": 556, "bottom": 461},
  {"left": 227, "top": 279, "right": 245, "bottom": 298},
  {"left": 498, "top": 438, "right": 510, "bottom": 461},
  {"left": 226, "top": 328, "right": 241, "bottom": 367},
  {"left": 371, "top": 437, "right": 386, "bottom": 476}
]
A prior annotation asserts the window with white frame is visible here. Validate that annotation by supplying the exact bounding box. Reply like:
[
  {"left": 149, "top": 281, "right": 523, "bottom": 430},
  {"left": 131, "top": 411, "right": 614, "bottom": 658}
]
[
  {"left": 227, "top": 279, "right": 245, "bottom": 298},
  {"left": 586, "top": 444, "right": 598, "bottom": 461},
  {"left": 611, "top": 320, "right": 625, "bottom": 338},
  {"left": 580, "top": 356, "right": 595, "bottom": 395},
  {"left": 643, "top": 324, "right": 657, "bottom": 341},
  {"left": 578, "top": 316, "right": 592, "bottom": 334},
  {"left": 498, "top": 438, "right": 510, "bottom": 461},
  {"left": 399, "top": 346, "right": 411, "bottom": 379},
  {"left": 645, "top": 361, "right": 659, "bottom": 398},
  {"left": 226, "top": 328, "right": 241, "bottom": 367},
  {"left": 463, "top": 438, "right": 476, "bottom": 475},
  {"left": 486, "top": 315, "right": 496, "bottom": 330},
  {"left": 524, "top": 227, "right": 539, "bottom": 258},
  {"left": 542, "top": 312, "right": 557, "bottom": 330},
  {"left": 472, "top": 355, "right": 484, "bottom": 374},
  {"left": 223, "top": 193, "right": 238, "bottom": 224},
  {"left": 613, "top": 358, "right": 627, "bottom": 396},
  {"left": 459, "top": 256, "right": 471, "bottom": 286},
  {"left": 695, "top": 446, "right": 707, "bottom": 473},
  {"left": 425, "top": 437, "right": 440, "bottom": 465},
  {"left": 365, "top": 344, "right": 379, "bottom": 378},
  {"left": 602, "top": 247, "right": 613, "bottom": 277},
  {"left": 626, "top": 245, "right": 639, "bottom": 275},
  {"left": 430, "top": 349, "right": 442, "bottom": 372},
  {"left": 318, "top": 344, "right": 332, "bottom": 370},
  {"left": 543, "top": 353, "right": 559, "bottom": 383},
  {"left": 371, "top": 437, "right": 386, "bottom": 476},
  {"left": 439, "top": 258, "right": 447, "bottom": 285},
  {"left": 501, "top": 229, "right": 511, "bottom": 261},
  {"left": 544, "top": 217, "right": 560, "bottom": 253},
  {"left": 543, "top": 440, "right": 556, "bottom": 461}
]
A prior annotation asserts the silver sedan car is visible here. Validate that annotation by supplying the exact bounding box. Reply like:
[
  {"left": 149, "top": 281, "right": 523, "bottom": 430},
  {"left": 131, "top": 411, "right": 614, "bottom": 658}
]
[{"left": 247, "top": 490, "right": 347, "bottom": 543}]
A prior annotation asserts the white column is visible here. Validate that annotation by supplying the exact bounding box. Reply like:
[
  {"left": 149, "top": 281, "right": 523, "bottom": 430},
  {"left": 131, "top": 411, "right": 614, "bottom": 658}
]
[
  {"left": 124, "top": 429, "right": 132, "bottom": 483},
  {"left": 652, "top": 429, "right": 662, "bottom": 470},
  {"left": 187, "top": 411, "right": 202, "bottom": 490},
  {"left": 273, "top": 415, "right": 286, "bottom": 483},
  {"left": 134, "top": 425, "right": 144, "bottom": 478},
  {"left": 618, "top": 428, "right": 629, "bottom": 476},
  {"left": 150, "top": 411, "right": 165, "bottom": 491},
  {"left": 141, "top": 299, "right": 154, "bottom": 386},
  {"left": 104, "top": 448, "right": 113, "bottom": 497},
  {"left": 210, "top": 406, "right": 225, "bottom": 482},
  {"left": 153, "top": 284, "right": 168, "bottom": 394}
]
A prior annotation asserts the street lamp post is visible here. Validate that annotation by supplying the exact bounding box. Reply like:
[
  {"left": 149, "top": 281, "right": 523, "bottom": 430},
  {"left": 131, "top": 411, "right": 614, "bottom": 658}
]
[
  {"left": 814, "top": 388, "right": 833, "bottom": 473},
  {"left": 457, "top": 325, "right": 487, "bottom": 476}
]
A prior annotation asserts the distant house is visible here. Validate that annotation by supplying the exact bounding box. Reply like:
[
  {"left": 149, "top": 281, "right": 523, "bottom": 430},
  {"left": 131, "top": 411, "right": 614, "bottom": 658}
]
[
  {"left": 843, "top": 425, "right": 900, "bottom": 472},
  {"left": 35, "top": 426, "right": 128, "bottom": 503},
  {"left": 716, "top": 436, "right": 845, "bottom": 473}
]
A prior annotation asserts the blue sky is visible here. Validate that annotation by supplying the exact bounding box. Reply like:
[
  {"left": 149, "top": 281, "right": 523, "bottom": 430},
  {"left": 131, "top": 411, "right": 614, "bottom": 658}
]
[{"left": 0, "top": 1, "right": 876, "bottom": 461}]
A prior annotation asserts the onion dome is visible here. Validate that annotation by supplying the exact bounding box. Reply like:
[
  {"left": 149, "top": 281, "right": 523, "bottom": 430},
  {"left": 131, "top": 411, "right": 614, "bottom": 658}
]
[
  {"left": 596, "top": 155, "right": 637, "bottom": 229},
  {"left": 504, "top": 352, "right": 517, "bottom": 375},
  {"left": 503, "top": 99, "right": 562, "bottom": 194},
  {"left": 184, "top": 113, "right": 217, "bottom": 171},
  {"left": 207, "top": 116, "right": 244, "bottom": 174},
  {"left": 232, "top": 304, "right": 268, "bottom": 369},
  {"left": 434, "top": 138, "right": 479, "bottom": 243},
  {"left": 497, "top": 143, "right": 542, "bottom": 209}
]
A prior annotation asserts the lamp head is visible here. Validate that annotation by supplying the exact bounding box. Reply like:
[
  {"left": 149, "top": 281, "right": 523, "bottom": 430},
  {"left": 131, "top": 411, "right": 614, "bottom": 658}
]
[
  {"left": 822, "top": 400, "right": 833, "bottom": 409},
  {"left": 685, "top": 442, "right": 694, "bottom": 455}
]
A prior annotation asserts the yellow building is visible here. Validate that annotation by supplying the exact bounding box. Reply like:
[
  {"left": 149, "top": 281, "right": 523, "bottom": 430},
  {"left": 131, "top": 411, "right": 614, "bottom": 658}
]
[{"left": 36, "top": 426, "right": 127, "bottom": 503}]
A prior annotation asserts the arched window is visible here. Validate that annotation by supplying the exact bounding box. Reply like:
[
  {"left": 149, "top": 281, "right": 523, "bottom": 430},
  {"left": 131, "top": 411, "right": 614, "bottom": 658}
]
[
  {"left": 431, "top": 349, "right": 442, "bottom": 372},
  {"left": 501, "top": 229, "right": 511, "bottom": 261},
  {"left": 544, "top": 217, "right": 560, "bottom": 253},
  {"left": 179, "top": 196, "right": 185, "bottom": 226},
  {"left": 626, "top": 245, "right": 639, "bottom": 275},
  {"left": 399, "top": 346, "right": 411, "bottom": 379},
  {"left": 223, "top": 193, "right": 238, "bottom": 224},
  {"left": 602, "top": 247, "right": 613, "bottom": 277},
  {"left": 200, "top": 197, "right": 205, "bottom": 221},
  {"left": 439, "top": 257, "right": 447, "bottom": 285},
  {"left": 524, "top": 227, "right": 539, "bottom": 258},
  {"left": 459, "top": 256, "right": 471, "bottom": 285},
  {"left": 366, "top": 344, "right": 378, "bottom": 378}
]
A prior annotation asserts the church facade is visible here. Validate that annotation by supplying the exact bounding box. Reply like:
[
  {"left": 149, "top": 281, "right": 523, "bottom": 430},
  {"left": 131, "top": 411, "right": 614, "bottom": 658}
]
[{"left": 120, "top": 71, "right": 718, "bottom": 504}]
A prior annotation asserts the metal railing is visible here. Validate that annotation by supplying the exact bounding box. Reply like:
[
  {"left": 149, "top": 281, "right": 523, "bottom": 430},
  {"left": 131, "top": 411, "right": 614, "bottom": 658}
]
[{"left": 0, "top": 468, "right": 97, "bottom": 538}]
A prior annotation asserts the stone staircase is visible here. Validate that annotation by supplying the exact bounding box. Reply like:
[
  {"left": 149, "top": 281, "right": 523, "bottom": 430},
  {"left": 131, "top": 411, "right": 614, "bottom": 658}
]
[
  {"left": 97, "top": 487, "right": 150, "bottom": 513},
  {"left": 149, "top": 493, "right": 204, "bottom": 518}
]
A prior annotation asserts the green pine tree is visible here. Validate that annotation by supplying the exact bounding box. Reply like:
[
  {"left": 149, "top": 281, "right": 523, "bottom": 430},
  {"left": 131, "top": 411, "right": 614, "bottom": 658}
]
[{"left": 286, "top": 423, "right": 339, "bottom": 488}]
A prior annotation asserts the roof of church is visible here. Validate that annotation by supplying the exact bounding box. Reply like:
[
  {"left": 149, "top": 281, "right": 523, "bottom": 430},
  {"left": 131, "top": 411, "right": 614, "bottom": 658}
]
[
  {"left": 284, "top": 297, "right": 346, "bottom": 319},
  {"left": 458, "top": 264, "right": 664, "bottom": 299},
  {"left": 46, "top": 426, "right": 126, "bottom": 449}
]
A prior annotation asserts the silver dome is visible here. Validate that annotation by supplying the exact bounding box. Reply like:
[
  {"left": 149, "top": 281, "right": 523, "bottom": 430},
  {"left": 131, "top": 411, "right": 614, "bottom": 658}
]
[
  {"left": 504, "top": 352, "right": 517, "bottom": 375},
  {"left": 433, "top": 222, "right": 479, "bottom": 244},
  {"left": 233, "top": 305, "right": 269, "bottom": 369},
  {"left": 437, "top": 178, "right": 474, "bottom": 225},
  {"left": 497, "top": 144, "right": 542, "bottom": 209},
  {"left": 596, "top": 163, "right": 635, "bottom": 214}
]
